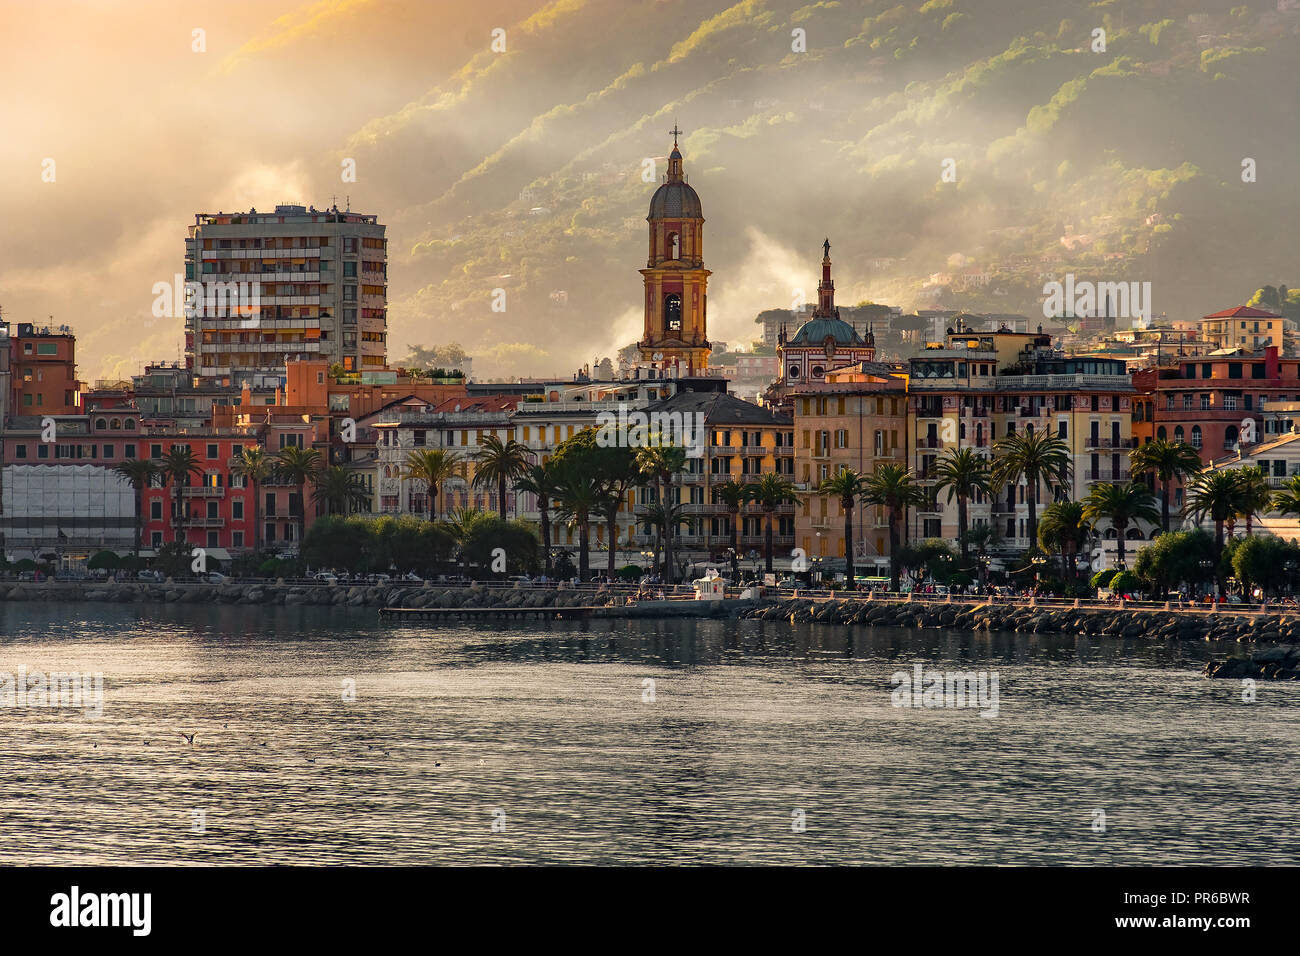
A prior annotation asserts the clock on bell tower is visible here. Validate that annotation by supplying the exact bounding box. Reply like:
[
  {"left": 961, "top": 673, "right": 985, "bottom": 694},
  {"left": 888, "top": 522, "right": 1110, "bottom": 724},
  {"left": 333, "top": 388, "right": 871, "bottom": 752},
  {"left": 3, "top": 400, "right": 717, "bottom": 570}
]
[{"left": 638, "top": 126, "right": 711, "bottom": 375}]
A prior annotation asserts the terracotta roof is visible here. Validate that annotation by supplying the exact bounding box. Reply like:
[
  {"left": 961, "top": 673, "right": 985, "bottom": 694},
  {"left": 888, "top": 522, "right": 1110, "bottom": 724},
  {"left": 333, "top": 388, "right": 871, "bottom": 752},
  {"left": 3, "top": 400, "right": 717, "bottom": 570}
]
[{"left": 1202, "top": 305, "right": 1283, "bottom": 319}]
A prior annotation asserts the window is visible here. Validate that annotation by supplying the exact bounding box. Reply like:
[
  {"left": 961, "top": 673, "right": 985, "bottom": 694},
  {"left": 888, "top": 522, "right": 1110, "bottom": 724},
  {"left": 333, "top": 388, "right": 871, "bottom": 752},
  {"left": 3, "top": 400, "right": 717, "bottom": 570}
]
[
  {"left": 151, "top": 501, "right": 163, "bottom": 520},
  {"left": 1190, "top": 425, "right": 1202, "bottom": 449}
]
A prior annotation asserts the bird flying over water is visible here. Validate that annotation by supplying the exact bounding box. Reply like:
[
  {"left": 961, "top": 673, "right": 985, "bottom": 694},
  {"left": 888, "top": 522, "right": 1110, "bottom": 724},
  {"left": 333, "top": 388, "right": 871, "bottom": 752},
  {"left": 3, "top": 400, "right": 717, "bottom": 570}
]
[{"left": 179, "top": 733, "right": 195, "bottom": 745}]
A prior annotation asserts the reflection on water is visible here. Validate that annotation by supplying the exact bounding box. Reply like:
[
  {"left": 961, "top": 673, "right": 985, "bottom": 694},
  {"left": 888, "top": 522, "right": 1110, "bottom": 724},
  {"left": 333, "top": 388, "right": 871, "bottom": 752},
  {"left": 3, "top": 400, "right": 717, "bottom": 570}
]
[{"left": 0, "top": 602, "right": 1294, "bottom": 865}]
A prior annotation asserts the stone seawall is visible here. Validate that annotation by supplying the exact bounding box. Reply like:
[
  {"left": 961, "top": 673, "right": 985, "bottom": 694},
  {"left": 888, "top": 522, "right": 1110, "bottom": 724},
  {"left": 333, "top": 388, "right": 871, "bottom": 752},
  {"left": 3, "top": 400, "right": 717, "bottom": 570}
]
[
  {"left": 6, "top": 584, "right": 1297, "bottom": 679},
  {"left": 0, "top": 581, "right": 616, "bottom": 611},
  {"left": 735, "top": 597, "right": 1300, "bottom": 680}
]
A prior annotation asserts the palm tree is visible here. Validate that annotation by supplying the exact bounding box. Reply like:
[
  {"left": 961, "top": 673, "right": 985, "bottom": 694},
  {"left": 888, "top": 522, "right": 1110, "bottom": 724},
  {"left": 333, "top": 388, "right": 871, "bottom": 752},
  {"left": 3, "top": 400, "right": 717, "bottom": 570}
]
[
  {"left": 991, "top": 431, "right": 1072, "bottom": 549},
  {"left": 1081, "top": 481, "right": 1160, "bottom": 570},
  {"left": 160, "top": 446, "right": 203, "bottom": 544},
  {"left": 311, "top": 465, "right": 369, "bottom": 515},
  {"left": 1129, "top": 438, "right": 1202, "bottom": 532},
  {"left": 275, "top": 445, "right": 323, "bottom": 544},
  {"left": 747, "top": 473, "right": 797, "bottom": 575},
  {"left": 1235, "top": 465, "right": 1272, "bottom": 536},
  {"left": 515, "top": 461, "right": 560, "bottom": 575},
  {"left": 402, "top": 448, "right": 461, "bottom": 521},
  {"left": 113, "top": 459, "right": 160, "bottom": 557},
  {"left": 230, "top": 445, "right": 273, "bottom": 554},
  {"left": 715, "top": 478, "right": 750, "bottom": 579},
  {"left": 635, "top": 444, "right": 688, "bottom": 585},
  {"left": 1185, "top": 469, "right": 1246, "bottom": 557},
  {"left": 859, "top": 463, "right": 926, "bottom": 591},
  {"left": 1037, "top": 500, "right": 1089, "bottom": 582},
  {"left": 1272, "top": 474, "right": 1300, "bottom": 520},
  {"left": 595, "top": 449, "right": 643, "bottom": 580},
  {"left": 639, "top": 503, "right": 689, "bottom": 580},
  {"left": 932, "top": 447, "right": 992, "bottom": 567},
  {"left": 552, "top": 463, "right": 602, "bottom": 581},
  {"left": 817, "top": 469, "right": 864, "bottom": 587},
  {"left": 472, "top": 435, "right": 532, "bottom": 519}
]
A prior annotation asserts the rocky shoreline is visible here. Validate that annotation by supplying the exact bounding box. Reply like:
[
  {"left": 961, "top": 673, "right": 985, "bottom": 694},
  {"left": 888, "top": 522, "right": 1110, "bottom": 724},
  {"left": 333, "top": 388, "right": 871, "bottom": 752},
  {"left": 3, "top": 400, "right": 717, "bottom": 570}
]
[
  {"left": 0, "top": 580, "right": 609, "bottom": 610},
  {"left": 5, "top": 583, "right": 1298, "bottom": 679}
]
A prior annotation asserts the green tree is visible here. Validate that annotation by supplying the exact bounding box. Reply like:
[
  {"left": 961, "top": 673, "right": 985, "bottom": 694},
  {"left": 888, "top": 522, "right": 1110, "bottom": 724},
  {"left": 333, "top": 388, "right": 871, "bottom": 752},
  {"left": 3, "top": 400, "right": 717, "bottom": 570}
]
[
  {"left": 1129, "top": 438, "right": 1202, "bottom": 532},
  {"left": 817, "top": 469, "right": 864, "bottom": 586},
  {"left": 461, "top": 516, "right": 541, "bottom": 576},
  {"left": 1037, "top": 500, "right": 1089, "bottom": 582},
  {"left": 160, "top": 446, "right": 203, "bottom": 544},
  {"left": 112, "top": 458, "right": 160, "bottom": 557},
  {"left": 748, "top": 473, "right": 797, "bottom": 576},
  {"left": 276, "top": 445, "right": 323, "bottom": 543},
  {"left": 1132, "top": 528, "right": 1216, "bottom": 597},
  {"left": 472, "top": 435, "right": 532, "bottom": 519},
  {"left": 402, "top": 448, "right": 461, "bottom": 521},
  {"left": 1184, "top": 469, "right": 1246, "bottom": 557},
  {"left": 515, "top": 461, "right": 561, "bottom": 576},
  {"left": 634, "top": 444, "right": 689, "bottom": 584},
  {"left": 933, "top": 447, "right": 992, "bottom": 566},
  {"left": 1234, "top": 465, "right": 1272, "bottom": 536},
  {"left": 860, "top": 463, "right": 926, "bottom": 591},
  {"left": 593, "top": 444, "right": 642, "bottom": 580},
  {"left": 992, "top": 431, "right": 1072, "bottom": 548},
  {"left": 1272, "top": 474, "right": 1300, "bottom": 521},
  {"left": 1081, "top": 481, "right": 1160, "bottom": 570},
  {"left": 230, "top": 445, "right": 273, "bottom": 554},
  {"left": 311, "top": 465, "right": 370, "bottom": 515},
  {"left": 1231, "top": 535, "right": 1300, "bottom": 597},
  {"left": 987, "top": 429, "right": 1071, "bottom": 548},
  {"left": 715, "top": 478, "right": 750, "bottom": 578}
]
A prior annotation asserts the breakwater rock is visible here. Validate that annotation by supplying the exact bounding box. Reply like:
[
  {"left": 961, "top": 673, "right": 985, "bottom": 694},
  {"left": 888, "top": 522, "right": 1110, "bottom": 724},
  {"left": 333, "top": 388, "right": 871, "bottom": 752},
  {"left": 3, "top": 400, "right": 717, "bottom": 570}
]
[
  {"left": 0, "top": 581, "right": 616, "bottom": 611},
  {"left": 740, "top": 598, "right": 1300, "bottom": 642}
]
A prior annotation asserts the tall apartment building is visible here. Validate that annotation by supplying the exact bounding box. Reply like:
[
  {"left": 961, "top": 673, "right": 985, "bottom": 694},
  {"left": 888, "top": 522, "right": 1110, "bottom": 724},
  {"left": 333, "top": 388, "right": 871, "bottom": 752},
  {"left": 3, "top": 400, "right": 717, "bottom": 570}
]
[
  {"left": 184, "top": 204, "right": 387, "bottom": 385},
  {"left": 789, "top": 364, "right": 909, "bottom": 575},
  {"left": 8, "top": 322, "right": 80, "bottom": 415},
  {"left": 908, "top": 329, "right": 1135, "bottom": 554}
]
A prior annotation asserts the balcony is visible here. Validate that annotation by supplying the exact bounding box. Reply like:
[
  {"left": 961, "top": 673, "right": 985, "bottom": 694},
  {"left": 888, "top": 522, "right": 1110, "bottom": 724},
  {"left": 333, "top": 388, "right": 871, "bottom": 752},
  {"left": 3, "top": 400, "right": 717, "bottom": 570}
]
[
  {"left": 182, "top": 487, "right": 226, "bottom": 498},
  {"left": 180, "top": 515, "right": 226, "bottom": 527},
  {"left": 919, "top": 437, "right": 945, "bottom": 449},
  {"left": 1085, "top": 470, "right": 1132, "bottom": 483},
  {"left": 1083, "top": 437, "right": 1135, "bottom": 450}
]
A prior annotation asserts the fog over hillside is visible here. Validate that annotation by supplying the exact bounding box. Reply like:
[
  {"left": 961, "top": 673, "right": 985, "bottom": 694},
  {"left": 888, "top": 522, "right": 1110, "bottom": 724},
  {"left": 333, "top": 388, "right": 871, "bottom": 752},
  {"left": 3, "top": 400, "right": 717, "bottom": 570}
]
[{"left": 3, "top": 0, "right": 1297, "bottom": 380}]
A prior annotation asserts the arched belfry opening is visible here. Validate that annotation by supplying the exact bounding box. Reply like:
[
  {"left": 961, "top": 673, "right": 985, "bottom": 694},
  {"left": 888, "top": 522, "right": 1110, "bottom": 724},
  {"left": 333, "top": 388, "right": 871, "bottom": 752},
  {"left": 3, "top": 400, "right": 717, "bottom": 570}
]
[{"left": 664, "top": 294, "right": 682, "bottom": 332}]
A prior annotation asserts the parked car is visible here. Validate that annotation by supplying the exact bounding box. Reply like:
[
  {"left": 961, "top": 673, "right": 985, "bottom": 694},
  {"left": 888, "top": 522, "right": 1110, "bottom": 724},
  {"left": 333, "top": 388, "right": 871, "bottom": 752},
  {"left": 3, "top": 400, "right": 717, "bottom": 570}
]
[
  {"left": 137, "top": 569, "right": 165, "bottom": 582},
  {"left": 368, "top": 573, "right": 391, "bottom": 586},
  {"left": 205, "top": 572, "right": 228, "bottom": 584},
  {"left": 313, "top": 571, "right": 338, "bottom": 585}
]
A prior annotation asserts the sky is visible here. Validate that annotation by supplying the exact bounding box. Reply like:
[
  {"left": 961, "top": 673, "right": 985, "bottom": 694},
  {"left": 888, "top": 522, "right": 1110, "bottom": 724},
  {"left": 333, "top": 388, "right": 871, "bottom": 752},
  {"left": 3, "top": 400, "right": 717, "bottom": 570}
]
[{"left": 0, "top": 0, "right": 530, "bottom": 382}]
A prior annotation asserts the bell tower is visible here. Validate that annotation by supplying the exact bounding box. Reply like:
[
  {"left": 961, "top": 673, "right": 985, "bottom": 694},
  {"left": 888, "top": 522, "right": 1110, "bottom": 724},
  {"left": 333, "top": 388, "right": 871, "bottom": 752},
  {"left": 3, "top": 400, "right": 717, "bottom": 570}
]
[{"left": 639, "top": 126, "right": 711, "bottom": 375}]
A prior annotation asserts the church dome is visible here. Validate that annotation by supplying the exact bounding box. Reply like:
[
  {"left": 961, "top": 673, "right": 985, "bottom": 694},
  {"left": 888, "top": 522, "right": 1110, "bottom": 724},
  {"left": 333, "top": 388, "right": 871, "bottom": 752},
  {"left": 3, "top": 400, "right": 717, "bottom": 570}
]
[
  {"left": 649, "top": 179, "right": 702, "bottom": 219},
  {"left": 787, "top": 316, "right": 865, "bottom": 347},
  {"left": 649, "top": 144, "right": 702, "bottom": 219}
]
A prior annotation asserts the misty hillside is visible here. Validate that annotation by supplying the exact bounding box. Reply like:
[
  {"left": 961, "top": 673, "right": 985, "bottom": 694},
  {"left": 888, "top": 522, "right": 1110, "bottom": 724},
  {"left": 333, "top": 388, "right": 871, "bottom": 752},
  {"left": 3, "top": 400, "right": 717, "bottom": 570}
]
[{"left": 343, "top": 0, "right": 1300, "bottom": 377}]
